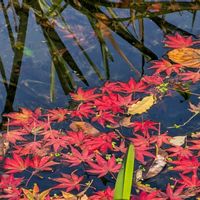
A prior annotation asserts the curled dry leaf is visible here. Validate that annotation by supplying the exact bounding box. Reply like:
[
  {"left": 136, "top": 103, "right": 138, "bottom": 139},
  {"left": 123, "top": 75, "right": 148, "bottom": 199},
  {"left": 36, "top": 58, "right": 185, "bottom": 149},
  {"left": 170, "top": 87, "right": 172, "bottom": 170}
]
[
  {"left": 0, "top": 134, "right": 9, "bottom": 157},
  {"left": 128, "top": 95, "right": 156, "bottom": 115},
  {"left": 135, "top": 149, "right": 167, "bottom": 182},
  {"left": 169, "top": 136, "right": 187, "bottom": 146},
  {"left": 69, "top": 121, "right": 100, "bottom": 136},
  {"left": 167, "top": 48, "right": 200, "bottom": 68},
  {"left": 188, "top": 102, "right": 200, "bottom": 113}
]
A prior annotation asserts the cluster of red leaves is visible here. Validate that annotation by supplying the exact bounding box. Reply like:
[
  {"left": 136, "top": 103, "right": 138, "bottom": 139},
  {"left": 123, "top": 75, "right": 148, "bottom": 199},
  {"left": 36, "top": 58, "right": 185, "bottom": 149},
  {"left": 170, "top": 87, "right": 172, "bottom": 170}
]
[
  {"left": 149, "top": 33, "right": 200, "bottom": 84},
  {"left": 0, "top": 33, "right": 199, "bottom": 200}
]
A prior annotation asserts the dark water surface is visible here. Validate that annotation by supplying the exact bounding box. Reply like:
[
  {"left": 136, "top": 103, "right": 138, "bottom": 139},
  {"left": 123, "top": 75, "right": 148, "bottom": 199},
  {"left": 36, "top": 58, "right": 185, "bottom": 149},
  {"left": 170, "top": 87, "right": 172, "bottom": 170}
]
[{"left": 0, "top": 1, "right": 199, "bottom": 131}]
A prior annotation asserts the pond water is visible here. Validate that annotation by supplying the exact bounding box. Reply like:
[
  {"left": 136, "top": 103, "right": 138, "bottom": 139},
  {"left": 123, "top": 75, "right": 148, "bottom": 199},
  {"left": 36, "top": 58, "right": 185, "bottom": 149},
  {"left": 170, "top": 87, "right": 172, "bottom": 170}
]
[
  {"left": 0, "top": 0, "right": 200, "bottom": 198},
  {"left": 0, "top": 1, "right": 199, "bottom": 131}
]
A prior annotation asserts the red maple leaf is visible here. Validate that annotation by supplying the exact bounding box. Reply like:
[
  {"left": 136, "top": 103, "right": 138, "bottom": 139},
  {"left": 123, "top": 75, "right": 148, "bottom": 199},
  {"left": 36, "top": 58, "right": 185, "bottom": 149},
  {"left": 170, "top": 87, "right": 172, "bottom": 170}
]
[
  {"left": 89, "top": 187, "right": 114, "bottom": 200},
  {"left": 4, "top": 154, "right": 30, "bottom": 173},
  {"left": 163, "top": 33, "right": 200, "bottom": 49},
  {"left": 70, "top": 87, "right": 101, "bottom": 102},
  {"left": 64, "top": 131, "right": 90, "bottom": 147},
  {"left": 91, "top": 111, "right": 117, "bottom": 127},
  {"left": 30, "top": 156, "right": 58, "bottom": 172},
  {"left": 86, "top": 154, "right": 121, "bottom": 177},
  {"left": 142, "top": 75, "right": 164, "bottom": 86},
  {"left": 150, "top": 132, "right": 171, "bottom": 147},
  {"left": 166, "top": 146, "right": 193, "bottom": 159},
  {"left": 133, "top": 191, "right": 163, "bottom": 200},
  {"left": 129, "top": 134, "right": 150, "bottom": 147},
  {"left": 94, "top": 95, "right": 122, "bottom": 113},
  {"left": 169, "top": 156, "right": 200, "bottom": 174},
  {"left": 62, "top": 146, "right": 94, "bottom": 166},
  {"left": 180, "top": 71, "right": 200, "bottom": 83},
  {"left": 45, "top": 108, "right": 70, "bottom": 122},
  {"left": 132, "top": 120, "right": 158, "bottom": 138},
  {"left": 71, "top": 103, "right": 95, "bottom": 119},
  {"left": 163, "top": 184, "right": 184, "bottom": 200},
  {"left": 53, "top": 172, "right": 84, "bottom": 192},
  {"left": 4, "top": 108, "right": 41, "bottom": 126},
  {"left": 150, "top": 59, "right": 183, "bottom": 76},
  {"left": 189, "top": 139, "right": 200, "bottom": 148},
  {"left": 4, "top": 129, "right": 27, "bottom": 144},
  {"left": 101, "top": 81, "right": 121, "bottom": 93},
  {"left": 0, "top": 174, "right": 23, "bottom": 189},
  {"left": 178, "top": 171, "right": 200, "bottom": 188},
  {"left": 134, "top": 145, "right": 155, "bottom": 164},
  {"left": 13, "top": 141, "right": 42, "bottom": 156},
  {"left": 113, "top": 140, "right": 127, "bottom": 153},
  {"left": 41, "top": 129, "right": 61, "bottom": 140},
  {"left": 44, "top": 136, "right": 69, "bottom": 152},
  {"left": 0, "top": 187, "right": 22, "bottom": 200},
  {"left": 83, "top": 132, "right": 117, "bottom": 153},
  {"left": 118, "top": 78, "right": 147, "bottom": 93}
]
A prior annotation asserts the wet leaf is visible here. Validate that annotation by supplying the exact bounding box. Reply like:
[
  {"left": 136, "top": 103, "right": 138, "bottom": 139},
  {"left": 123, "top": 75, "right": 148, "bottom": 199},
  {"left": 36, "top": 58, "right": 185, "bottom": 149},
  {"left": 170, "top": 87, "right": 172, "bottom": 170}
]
[
  {"left": 0, "top": 134, "right": 9, "bottom": 157},
  {"left": 168, "top": 48, "right": 200, "bottom": 68},
  {"left": 170, "top": 136, "right": 186, "bottom": 146},
  {"left": 188, "top": 102, "right": 200, "bottom": 113},
  {"left": 61, "top": 191, "right": 77, "bottom": 200},
  {"left": 128, "top": 95, "right": 156, "bottom": 115},
  {"left": 69, "top": 121, "right": 100, "bottom": 136},
  {"left": 135, "top": 149, "right": 167, "bottom": 182}
]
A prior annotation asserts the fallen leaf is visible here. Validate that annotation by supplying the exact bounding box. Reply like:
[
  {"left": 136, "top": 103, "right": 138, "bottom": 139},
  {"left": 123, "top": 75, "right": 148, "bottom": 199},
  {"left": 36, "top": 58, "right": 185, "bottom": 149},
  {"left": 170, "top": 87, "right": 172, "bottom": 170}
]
[
  {"left": 61, "top": 191, "right": 77, "bottom": 200},
  {"left": 69, "top": 121, "right": 100, "bottom": 136},
  {"left": 135, "top": 148, "right": 167, "bottom": 182},
  {"left": 128, "top": 95, "right": 156, "bottom": 115},
  {"left": 0, "top": 134, "right": 9, "bottom": 157},
  {"left": 168, "top": 48, "right": 200, "bottom": 68},
  {"left": 188, "top": 102, "right": 200, "bottom": 113},
  {"left": 169, "top": 136, "right": 186, "bottom": 146}
]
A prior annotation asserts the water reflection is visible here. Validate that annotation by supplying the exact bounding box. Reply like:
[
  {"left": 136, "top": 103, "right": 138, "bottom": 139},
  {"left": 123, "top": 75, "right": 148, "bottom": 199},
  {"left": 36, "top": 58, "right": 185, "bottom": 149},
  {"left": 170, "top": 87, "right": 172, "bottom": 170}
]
[{"left": 0, "top": 0, "right": 199, "bottom": 118}]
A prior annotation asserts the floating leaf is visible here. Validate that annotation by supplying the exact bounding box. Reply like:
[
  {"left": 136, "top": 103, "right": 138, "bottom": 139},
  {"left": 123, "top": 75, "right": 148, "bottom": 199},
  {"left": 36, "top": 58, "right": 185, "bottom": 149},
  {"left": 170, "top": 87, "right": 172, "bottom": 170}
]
[
  {"left": 128, "top": 95, "right": 156, "bottom": 115},
  {"left": 168, "top": 48, "right": 200, "bottom": 68},
  {"left": 61, "top": 191, "right": 77, "bottom": 200},
  {"left": 188, "top": 102, "right": 200, "bottom": 113},
  {"left": 169, "top": 136, "right": 186, "bottom": 146},
  {"left": 69, "top": 121, "right": 100, "bottom": 136},
  {"left": 0, "top": 134, "right": 9, "bottom": 157},
  {"left": 135, "top": 148, "right": 167, "bottom": 182}
]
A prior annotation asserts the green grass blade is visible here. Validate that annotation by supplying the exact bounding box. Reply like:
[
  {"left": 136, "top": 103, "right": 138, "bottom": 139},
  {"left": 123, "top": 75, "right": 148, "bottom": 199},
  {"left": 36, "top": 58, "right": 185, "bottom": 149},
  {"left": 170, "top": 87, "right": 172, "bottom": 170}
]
[{"left": 114, "top": 143, "right": 135, "bottom": 200}]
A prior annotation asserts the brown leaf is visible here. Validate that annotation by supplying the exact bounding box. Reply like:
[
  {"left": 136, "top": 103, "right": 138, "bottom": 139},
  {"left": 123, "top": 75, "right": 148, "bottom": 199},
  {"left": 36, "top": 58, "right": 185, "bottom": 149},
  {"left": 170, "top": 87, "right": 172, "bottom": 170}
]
[
  {"left": 0, "top": 134, "right": 9, "bottom": 157},
  {"left": 168, "top": 48, "right": 200, "bottom": 68},
  {"left": 135, "top": 149, "right": 167, "bottom": 182},
  {"left": 69, "top": 121, "right": 100, "bottom": 136}
]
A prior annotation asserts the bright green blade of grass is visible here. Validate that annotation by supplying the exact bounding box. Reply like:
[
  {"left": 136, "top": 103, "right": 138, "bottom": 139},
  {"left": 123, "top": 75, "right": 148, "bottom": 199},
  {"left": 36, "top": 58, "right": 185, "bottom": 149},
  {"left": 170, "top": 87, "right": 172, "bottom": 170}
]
[{"left": 114, "top": 143, "right": 135, "bottom": 200}]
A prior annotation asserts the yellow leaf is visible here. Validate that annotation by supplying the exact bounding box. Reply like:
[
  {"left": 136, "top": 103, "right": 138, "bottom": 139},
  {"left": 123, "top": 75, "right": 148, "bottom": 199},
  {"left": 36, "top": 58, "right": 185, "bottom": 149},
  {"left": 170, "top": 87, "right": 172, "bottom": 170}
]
[
  {"left": 61, "top": 191, "right": 77, "bottom": 200},
  {"left": 128, "top": 95, "right": 156, "bottom": 115},
  {"left": 167, "top": 47, "right": 200, "bottom": 68}
]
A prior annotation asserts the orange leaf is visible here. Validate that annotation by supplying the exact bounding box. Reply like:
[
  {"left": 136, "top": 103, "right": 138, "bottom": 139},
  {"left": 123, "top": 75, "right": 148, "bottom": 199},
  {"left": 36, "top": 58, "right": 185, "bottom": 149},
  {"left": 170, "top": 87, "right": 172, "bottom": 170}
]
[{"left": 168, "top": 48, "right": 200, "bottom": 68}]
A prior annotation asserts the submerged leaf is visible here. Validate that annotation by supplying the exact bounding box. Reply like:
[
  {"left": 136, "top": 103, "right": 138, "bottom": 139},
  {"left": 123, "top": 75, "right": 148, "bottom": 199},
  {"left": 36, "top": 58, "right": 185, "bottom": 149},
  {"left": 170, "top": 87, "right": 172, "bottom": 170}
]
[
  {"left": 128, "top": 95, "right": 156, "bottom": 115},
  {"left": 69, "top": 121, "right": 100, "bottom": 136}
]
